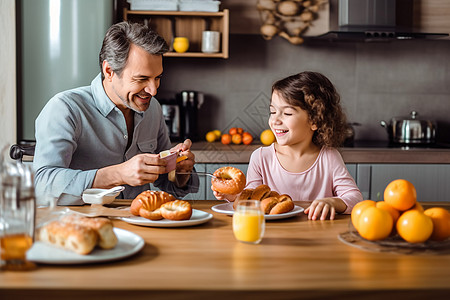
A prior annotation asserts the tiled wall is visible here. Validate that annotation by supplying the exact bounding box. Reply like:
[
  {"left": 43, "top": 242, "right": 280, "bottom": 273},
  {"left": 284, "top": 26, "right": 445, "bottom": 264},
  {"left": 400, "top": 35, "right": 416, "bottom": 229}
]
[{"left": 158, "top": 34, "right": 450, "bottom": 142}]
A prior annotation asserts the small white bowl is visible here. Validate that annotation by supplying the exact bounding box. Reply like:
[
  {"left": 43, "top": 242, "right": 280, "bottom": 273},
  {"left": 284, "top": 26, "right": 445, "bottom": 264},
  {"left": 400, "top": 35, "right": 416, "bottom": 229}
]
[{"left": 82, "top": 188, "right": 121, "bottom": 205}]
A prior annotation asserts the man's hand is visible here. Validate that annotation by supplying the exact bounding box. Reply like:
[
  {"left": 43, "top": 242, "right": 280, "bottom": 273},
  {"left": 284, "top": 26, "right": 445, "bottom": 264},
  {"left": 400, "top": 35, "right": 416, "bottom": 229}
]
[
  {"left": 93, "top": 153, "right": 167, "bottom": 188},
  {"left": 170, "top": 139, "right": 195, "bottom": 187}
]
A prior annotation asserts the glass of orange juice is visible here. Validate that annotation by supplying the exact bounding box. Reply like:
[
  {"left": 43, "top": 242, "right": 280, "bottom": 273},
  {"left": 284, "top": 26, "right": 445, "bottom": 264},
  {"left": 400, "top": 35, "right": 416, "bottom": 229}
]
[
  {"left": 233, "top": 200, "right": 265, "bottom": 244},
  {"left": 0, "top": 162, "right": 36, "bottom": 271}
]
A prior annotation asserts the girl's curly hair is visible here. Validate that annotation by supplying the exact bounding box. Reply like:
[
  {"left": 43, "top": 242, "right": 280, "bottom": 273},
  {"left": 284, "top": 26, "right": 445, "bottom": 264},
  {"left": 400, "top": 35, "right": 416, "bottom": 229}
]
[{"left": 272, "top": 71, "right": 348, "bottom": 148}]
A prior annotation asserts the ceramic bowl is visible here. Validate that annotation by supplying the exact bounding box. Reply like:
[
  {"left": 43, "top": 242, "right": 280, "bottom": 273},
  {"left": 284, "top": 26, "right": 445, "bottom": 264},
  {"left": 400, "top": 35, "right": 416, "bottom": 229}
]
[{"left": 82, "top": 188, "right": 121, "bottom": 205}]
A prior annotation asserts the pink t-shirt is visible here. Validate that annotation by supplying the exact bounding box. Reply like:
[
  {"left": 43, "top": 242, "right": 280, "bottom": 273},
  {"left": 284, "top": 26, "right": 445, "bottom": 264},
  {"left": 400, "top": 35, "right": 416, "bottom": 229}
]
[{"left": 246, "top": 144, "right": 363, "bottom": 214}]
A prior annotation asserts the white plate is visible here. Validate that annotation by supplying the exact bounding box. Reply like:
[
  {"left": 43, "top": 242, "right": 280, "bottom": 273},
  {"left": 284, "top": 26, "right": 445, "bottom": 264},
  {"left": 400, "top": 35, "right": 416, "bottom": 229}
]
[
  {"left": 211, "top": 203, "right": 304, "bottom": 220},
  {"left": 27, "top": 228, "right": 144, "bottom": 264},
  {"left": 120, "top": 209, "right": 213, "bottom": 227}
]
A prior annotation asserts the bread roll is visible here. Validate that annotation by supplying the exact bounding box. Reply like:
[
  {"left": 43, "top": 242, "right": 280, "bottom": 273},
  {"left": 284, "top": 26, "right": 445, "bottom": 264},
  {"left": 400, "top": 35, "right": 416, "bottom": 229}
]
[
  {"left": 268, "top": 190, "right": 280, "bottom": 198},
  {"left": 38, "top": 221, "right": 98, "bottom": 255},
  {"left": 233, "top": 189, "right": 255, "bottom": 209},
  {"left": 269, "top": 194, "right": 295, "bottom": 215},
  {"left": 251, "top": 185, "right": 271, "bottom": 200},
  {"left": 60, "top": 215, "right": 118, "bottom": 249},
  {"left": 233, "top": 185, "right": 294, "bottom": 215},
  {"left": 260, "top": 197, "right": 279, "bottom": 214}
]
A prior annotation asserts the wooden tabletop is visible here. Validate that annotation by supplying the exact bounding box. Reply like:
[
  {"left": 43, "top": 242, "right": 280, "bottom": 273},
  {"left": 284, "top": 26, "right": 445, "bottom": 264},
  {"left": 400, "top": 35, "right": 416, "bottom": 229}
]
[{"left": 1, "top": 201, "right": 450, "bottom": 299}]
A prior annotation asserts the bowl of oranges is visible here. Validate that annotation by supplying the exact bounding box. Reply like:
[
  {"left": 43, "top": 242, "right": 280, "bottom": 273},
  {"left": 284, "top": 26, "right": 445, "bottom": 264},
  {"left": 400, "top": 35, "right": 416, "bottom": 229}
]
[
  {"left": 205, "top": 128, "right": 278, "bottom": 146},
  {"left": 349, "top": 179, "right": 450, "bottom": 250},
  {"left": 205, "top": 127, "right": 254, "bottom": 145}
]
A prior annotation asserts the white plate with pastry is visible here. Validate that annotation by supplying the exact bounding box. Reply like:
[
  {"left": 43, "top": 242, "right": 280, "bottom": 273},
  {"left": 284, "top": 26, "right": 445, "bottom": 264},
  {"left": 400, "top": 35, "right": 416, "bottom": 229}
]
[
  {"left": 27, "top": 228, "right": 144, "bottom": 264},
  {"left": 211, "top": 203, "right": 304, "bottom": 220},
  {"left": 120, "top": 209, "right": 213, "bottom": 228}
]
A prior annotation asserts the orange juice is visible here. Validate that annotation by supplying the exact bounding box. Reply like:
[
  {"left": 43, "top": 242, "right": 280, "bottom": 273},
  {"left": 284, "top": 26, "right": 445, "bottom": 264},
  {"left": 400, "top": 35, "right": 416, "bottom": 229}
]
[
  {"left": 0, "top": 233, "right": 33, "bottom": 260},
  {"left": 233, "top": 212, "right": 265, "bottom": 243}
]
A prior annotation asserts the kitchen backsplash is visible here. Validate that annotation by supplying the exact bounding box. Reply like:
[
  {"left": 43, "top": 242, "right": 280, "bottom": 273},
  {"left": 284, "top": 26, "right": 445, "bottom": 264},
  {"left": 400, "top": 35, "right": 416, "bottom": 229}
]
[{"left": 158, "top": 34, "right": 450, "bottom": 143}]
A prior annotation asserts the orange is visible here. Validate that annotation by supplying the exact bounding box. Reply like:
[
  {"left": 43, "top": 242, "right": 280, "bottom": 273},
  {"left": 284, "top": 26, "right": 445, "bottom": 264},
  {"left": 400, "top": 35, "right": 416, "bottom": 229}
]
[
  {"left": 205, "top": 131, "right": 217, "bottom": 142},
  {"left": 242, "top": 132, "right": 253, "bottom": 145},
  {"left": 424, "top": 207, "right": 450, "bottom": 241},
  {"left": 409, "top": 202, "right": 424, "bottom": 212},
  {"left": 376, "top": 201, "right": 400, "bottom": 224},
  {"left": 358, "top": 206, "right": 394, "bottom": 241},
  {"left": 232, "top": 134, "right": 242, "bottom": 145},
  {"left": 396, "top": 210, "right": 433, "bottom": 243},
  {"left": 229, "top": 127, "right": 243, "bottom": 135},
  {"left": 221, "top": 133, "right": 231, "bottom": 145},
  {"left": 384, "top": 179, "right": 417, "bottom": 211},
  {"left": 351, "top": 200, "right": 376, "bottom": 230},
  {"left": 260, "top": 129, "right": 275, "bottom": 146},
  {"left": 229, "top": 127, "right": 238, "bottom": 135},
  {"left": 213, "top": 130, "right": 221, "bottom": 139}
]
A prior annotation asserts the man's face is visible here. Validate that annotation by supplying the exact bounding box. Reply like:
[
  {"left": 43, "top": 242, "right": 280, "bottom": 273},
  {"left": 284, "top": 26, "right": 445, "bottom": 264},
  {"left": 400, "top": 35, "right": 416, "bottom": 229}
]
[{"left": 106, "top": 44, "right": 163, "bottom": 112}]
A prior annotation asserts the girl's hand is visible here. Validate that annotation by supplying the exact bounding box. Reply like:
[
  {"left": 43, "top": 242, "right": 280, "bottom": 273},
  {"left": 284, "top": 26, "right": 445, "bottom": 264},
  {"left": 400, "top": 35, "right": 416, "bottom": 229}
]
[
  {"left": 304, "top": 197, "right": 346, "bottom": 220},
  {"left": 211, "top": 187, "right": 237, "bottom": 203}
]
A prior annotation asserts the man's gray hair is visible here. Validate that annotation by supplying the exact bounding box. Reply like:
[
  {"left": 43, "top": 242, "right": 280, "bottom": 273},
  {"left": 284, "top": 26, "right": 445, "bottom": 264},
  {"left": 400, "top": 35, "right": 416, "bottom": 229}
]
[{"left": 99, "top": 21, "right": 169, "bottom": 79}]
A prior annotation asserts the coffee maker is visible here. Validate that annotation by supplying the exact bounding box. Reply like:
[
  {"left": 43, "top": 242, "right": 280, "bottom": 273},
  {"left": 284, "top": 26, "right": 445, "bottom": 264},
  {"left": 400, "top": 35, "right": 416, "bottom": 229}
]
[
  {"left": 160, "top": 91, "right": 203, "bottom": 142},
  {"left": 178, "top": 91, "right": 203, "bottom": 141},
  {"left": 160, "top": 99, "right": 181, "bottom": 141}
]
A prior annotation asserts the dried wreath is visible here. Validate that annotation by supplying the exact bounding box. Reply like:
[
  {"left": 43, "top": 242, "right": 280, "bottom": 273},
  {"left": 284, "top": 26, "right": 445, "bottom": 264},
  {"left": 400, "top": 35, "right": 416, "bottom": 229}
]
[{"left": 257, "top": 0, "right": 327, "bottom": 44}]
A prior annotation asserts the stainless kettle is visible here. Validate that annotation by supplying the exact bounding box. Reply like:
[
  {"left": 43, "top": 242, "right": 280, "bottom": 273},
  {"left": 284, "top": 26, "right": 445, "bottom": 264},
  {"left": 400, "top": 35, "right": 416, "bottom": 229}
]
[{"left": 380, "top": 111, "right": 436, "bottom": 144}]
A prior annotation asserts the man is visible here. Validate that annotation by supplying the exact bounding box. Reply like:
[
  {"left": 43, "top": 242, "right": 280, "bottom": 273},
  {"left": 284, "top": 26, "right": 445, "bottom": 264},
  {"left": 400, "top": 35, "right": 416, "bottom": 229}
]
[{"left": 34, "top": 22, "right": 198, "bottom": 205}]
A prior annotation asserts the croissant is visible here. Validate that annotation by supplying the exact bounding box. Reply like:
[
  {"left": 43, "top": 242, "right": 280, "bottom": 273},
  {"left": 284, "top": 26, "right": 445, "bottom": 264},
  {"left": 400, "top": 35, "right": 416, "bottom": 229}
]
[{"left": 130, "top": 190, "right": 176, "bottom": 220}]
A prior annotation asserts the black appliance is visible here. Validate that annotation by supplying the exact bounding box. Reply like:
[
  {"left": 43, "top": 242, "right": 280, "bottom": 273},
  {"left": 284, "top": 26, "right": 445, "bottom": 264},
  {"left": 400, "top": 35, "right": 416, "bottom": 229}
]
[
  {"left": 161, "top": 91, "right": 204, "bottom": 142},
  {"left": 312, "top": 0, "right": 449, "bottom": 42},
  {"left": 161, "top": 99, "right": 182, "bottom": 141}
]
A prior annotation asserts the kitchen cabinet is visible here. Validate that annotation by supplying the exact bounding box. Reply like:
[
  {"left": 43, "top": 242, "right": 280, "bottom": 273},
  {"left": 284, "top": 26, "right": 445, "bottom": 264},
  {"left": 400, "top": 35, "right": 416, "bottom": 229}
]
[
  {"left": 182, "top": 163, "right": 207, "bottom": 200},
  {"left": 123, "top": 9, "right": 229, "bottom": 58},
  {"left": 356, "top": 164, "right": 450, "bottom": 202},
  {"left": 413, "top": 0, "right": 450, "bottom": 34}
]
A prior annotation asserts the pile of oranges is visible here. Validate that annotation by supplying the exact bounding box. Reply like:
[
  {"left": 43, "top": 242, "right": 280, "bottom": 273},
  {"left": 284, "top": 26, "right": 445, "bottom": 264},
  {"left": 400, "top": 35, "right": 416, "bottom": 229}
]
[
  {"left": 221, "top": 127, "right": 253, "bottom": 145},
  {"left": 205, "top": 128, "right": 253, "bottom": 145},
  {"left": 352, "top": 179, "right": 450, "bottom": 243}
]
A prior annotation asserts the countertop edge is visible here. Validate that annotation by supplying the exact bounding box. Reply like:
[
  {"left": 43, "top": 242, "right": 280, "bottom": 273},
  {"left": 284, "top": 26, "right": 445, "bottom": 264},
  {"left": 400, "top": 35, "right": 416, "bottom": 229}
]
[{"left": 190, "top": 142, "right": 450, "bottom": 164}]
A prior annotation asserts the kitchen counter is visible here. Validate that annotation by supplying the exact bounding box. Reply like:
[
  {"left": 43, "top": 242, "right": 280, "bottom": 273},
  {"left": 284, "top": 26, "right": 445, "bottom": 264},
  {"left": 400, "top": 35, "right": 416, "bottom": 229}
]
[
  {"left": 1, "top": 201, "right": 449, "bottom": 299},
  {"left": 191, "top": 141, "right": 450, "bottom": 164}
]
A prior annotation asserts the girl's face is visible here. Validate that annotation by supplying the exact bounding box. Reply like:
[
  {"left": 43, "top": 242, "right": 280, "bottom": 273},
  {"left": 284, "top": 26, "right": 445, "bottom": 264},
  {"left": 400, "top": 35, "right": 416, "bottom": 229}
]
[{"left": 269, "top": 91, "right": 317, "bottom": 147}]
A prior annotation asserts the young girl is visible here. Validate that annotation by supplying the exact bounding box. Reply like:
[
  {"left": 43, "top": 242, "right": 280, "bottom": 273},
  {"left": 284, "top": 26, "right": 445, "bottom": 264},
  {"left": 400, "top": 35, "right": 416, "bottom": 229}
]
[{"left": 214, "top": 71, "right": 363, "bottom": 220}]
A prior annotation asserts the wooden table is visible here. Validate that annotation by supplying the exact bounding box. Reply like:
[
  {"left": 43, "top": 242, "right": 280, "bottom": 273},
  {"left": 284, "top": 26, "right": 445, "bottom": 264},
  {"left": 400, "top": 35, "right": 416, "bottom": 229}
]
[{"left": 1, "top": 201, "right": 449, "bottom": 299}]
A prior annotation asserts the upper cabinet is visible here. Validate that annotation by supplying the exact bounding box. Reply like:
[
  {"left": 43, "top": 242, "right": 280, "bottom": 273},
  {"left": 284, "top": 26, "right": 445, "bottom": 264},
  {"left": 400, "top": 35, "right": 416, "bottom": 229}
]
[
  {"left": 123, "top": 9, "right": 229, "bottom": 58},
  {"left": 413, "top": 0, "right": 450, "bottom": 34}
]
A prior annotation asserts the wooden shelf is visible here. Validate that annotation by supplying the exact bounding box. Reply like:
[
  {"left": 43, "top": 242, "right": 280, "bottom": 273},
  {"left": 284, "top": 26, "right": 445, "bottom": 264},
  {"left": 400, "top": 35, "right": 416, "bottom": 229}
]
[{"left": 123, "top": 8, "right": 229, "bottom": 58}]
